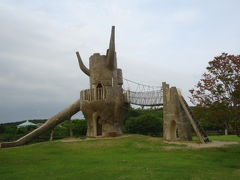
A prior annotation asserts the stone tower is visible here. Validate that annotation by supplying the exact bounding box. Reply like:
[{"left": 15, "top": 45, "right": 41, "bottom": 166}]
[
  {"left": 162, "top": 82, "right": 192, "bottom": 141},
  {"left": 76, "top": 26, "right": 127, "bottom": 137}
]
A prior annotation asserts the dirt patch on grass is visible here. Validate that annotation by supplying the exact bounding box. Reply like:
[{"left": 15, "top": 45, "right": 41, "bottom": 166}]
[
  {"left": 59, "top": 135, "right": 239, "bottom": 149},
  {"left": 60, "top": 138, "right": 82, "bottom": 143},
  {"left": 164, "top": 140, "right": 239, "bottom": 149},
  {"left": 164, "top": 146, "right": 187, "bottom": 150},
  {"left": 60, "top": 135, "right": 131, "bottom": 143}
]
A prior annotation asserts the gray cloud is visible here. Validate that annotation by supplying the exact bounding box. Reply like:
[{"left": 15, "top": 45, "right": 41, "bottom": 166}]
[{"left": 0, "top": 0, "right": 240, "bottom": 123}]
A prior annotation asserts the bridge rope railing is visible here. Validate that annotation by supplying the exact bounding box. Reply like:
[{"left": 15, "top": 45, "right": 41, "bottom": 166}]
[{"left": 123, "top": 78, "right": 163, "bottom": 106}]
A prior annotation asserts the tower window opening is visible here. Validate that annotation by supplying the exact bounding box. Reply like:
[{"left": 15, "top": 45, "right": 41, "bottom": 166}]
[{"left": 96, "top": 83, "right": 103, "bottom": 100}]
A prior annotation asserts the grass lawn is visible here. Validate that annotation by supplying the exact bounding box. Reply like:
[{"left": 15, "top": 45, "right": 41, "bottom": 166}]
[
  {"left": 0, "top": 135, "right": 240, "bottom": 180},
  {"left": 209, "top": 135, "right": 240, "bottom": 142}
]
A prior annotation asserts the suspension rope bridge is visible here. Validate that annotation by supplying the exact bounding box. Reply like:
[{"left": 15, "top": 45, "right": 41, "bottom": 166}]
[{"left": 123, "top": 78, "right": 163, "bottom": 107}]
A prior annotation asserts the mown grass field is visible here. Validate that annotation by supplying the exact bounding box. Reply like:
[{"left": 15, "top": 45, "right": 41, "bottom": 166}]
[{"left": 0, "top": 135, "right": 240, "bottom": 180}]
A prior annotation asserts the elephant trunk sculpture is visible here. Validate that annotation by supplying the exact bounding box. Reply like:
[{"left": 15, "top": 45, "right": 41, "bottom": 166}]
[{"left": 0, "top": 99, "right": 80, "bottom": 148}]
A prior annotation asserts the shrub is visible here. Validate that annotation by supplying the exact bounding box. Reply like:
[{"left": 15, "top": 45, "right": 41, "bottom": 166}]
[
  {"left": 125, "top": 113, "right": 163, "bottom": 136},
  {"left": 0, "top": 124, "right": 5, "bottom": 133},
  {"left": 16, "top": 126, "right": 37, "bottom": 134},
  {"left": 72, "top": 119, "right": 87, "bottom": 136}
]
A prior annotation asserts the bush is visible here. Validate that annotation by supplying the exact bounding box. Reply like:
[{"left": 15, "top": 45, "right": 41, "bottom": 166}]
[
  {"left": 16, "top": 126, "right": 37, "bottom": 134},
  {"left": 0, "top": 124, "right": 5, "bottom": 133},
  {"left": 72, "top": 119, "right": 87, "bottom": 136},
  {"left": 125, "top": 112, "right": 163, "bottom": 136},
  {"left": 53, "top": 124, "right": 69, "bottom": 137}
]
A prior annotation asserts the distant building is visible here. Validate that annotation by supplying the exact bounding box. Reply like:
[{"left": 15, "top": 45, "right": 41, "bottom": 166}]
[{"left": 17, "top": 120, "right": 37, "bottom": 128}]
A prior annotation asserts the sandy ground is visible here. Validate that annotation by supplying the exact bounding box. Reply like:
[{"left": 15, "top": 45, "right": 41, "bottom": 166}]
[{"left": 164, "top": 140, "right": 239, "bottom": 149}]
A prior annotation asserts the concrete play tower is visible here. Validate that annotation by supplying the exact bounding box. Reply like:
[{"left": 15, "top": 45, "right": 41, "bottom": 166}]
[
  {"left": 77, "top": 26, "right": 128, "bottom": 137},
  {"left": 0, "top": 26, "right": 209, "bottom": 148}
]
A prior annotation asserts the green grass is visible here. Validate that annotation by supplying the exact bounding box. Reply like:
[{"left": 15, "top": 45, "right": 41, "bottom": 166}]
[
  {"left": 209, "top": 135, "right": 240, "bottom": 142},
  {"left": 0, "top": 135, "right": 240, "bottom": 180},
  {"left": 192, "top": 135, "right": 240, "bottom": 143}
]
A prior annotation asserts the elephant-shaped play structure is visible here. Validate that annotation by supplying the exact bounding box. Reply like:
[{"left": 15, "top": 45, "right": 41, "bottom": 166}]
[{"left": 0, "top": 26, "right": 209, "bottom": 148}]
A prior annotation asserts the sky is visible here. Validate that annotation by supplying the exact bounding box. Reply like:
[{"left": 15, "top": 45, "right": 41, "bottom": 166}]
[{"left": 0, "top": 0, "right": 240, "bottom": 123}]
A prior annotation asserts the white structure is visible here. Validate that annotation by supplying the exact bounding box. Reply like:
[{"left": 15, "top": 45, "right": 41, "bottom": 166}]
[{"left": 17, "top": 120, "right": 37, "bottom": 128}]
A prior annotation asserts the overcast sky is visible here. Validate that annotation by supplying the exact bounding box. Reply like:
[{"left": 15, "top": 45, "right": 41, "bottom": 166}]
[{"left": 0, "top": 0, "right": 240, "bottom": 123}]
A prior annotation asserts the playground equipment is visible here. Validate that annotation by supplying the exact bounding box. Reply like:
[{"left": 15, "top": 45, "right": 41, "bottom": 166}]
[{"left": 0, "top": 26, "right": 209, "bottom": 148}]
